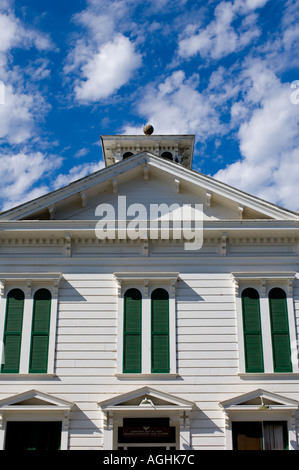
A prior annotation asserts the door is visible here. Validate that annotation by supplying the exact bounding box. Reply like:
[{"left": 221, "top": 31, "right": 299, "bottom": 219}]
[{"left": 5, "top": 421, "right": 62, "bottom": 450}]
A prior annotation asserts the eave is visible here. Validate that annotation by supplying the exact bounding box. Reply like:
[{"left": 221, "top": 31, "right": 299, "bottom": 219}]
[{"left": 0, "top": 152, "right": 297, "bottom": 222}]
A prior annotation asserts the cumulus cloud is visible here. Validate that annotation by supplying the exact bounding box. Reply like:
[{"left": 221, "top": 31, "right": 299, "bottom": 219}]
[
  {"left": 53, "top": 160, "right": 105, "bottom": 190},
  {"left": 0, "top": 7, "right": 53, "bottom": 146},
  {"left": 123, "top": 70, "right": 223, "bottom": 138},
  {"left": 0, "top": 151, "right": 63, "bottom": 211},
  {"left": 0, "top": 11, "right": 52, "bottom": 63},
  {"left": 0, "top": 83, "right": 50, "bottom": 145},
  {"left": 178, "top": 0, "right": 268, "bottom": 60},
  {"left": 66, "top": 1, "right": 142, "bottom": 103},
  {"left": 74, "top": 34, "right": 142, "bottom": 102},
  {"left": 213, "top": 61, "right": 299, "bottom": 209}
]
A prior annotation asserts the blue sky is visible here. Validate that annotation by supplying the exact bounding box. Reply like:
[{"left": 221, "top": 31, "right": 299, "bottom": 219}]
[{"left": 0, "top": 0, "right": 298, "bottom": 211}]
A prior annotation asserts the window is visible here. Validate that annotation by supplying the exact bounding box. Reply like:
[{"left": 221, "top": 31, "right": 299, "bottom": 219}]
[
  {"left": 123, "top": 289, "right": 142, "bottom": 373},
  {"left": 235, "top": 274, "right": 297, "bottom": 374},
  {"left": 151, "top": 289, "right": 169, "bottom": 373},
  {"left": 0, "top": 274, "right": 61, "bottom": 375},
  {"left": 29, "top": 288, "right": 52, "bottom": 373},
  {"left": 115, "top": 272, "right": 178, "bottom": 376},
  {"left": 241, "top": 288, "right": 264, "bottom": 373},
  {"left": 232, "top": 421, "right": 288, "bottom": 450},
  {"left": 161, "top": 151, "right": 173, "bottom": 161},
  {"left": 1, "top": 289, "right": 24, "bottom": 373},
  {"left": 123, "top": 152, "right": 134, "bottom": 159},
  {"left": 269, "top": 288, "right": 292, "bottom": 373}
]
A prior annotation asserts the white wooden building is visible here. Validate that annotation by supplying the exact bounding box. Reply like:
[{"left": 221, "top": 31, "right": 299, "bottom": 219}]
[{"left": 0, "top": 132, "right": 299, "bottom": 450}]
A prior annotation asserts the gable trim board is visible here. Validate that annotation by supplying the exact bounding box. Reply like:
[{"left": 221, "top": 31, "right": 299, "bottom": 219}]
[
  {"left": 99, "top": 386, "right": 194, "bottom": 410},
  {"left": 0, "top": 388, "right": 74, "bottom": 410},
  {"left": 99, "top": 386, "right": 193, "bottom": 450},
  {"left": 0, "top": 152, "right": 297, "bottom": 222}
]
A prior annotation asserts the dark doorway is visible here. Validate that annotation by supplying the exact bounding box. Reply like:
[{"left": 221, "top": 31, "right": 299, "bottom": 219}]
[{"left": 5, "top": 421, "right": 62, "bottom": 450}]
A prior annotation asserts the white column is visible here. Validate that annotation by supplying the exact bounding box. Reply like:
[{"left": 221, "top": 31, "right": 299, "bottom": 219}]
[
  {"left": 48, "top": 283, "right": 59, "bottom": 375},
  {"left": 169, "top": 296, "right": 176, "bottom": 374},
  {"left": 0, "top": 413, "right": 4, "bottom": 450},
  {"left": 179, "top": 412, "right": 191, "bottom": 450},
  {"left": 260, "top": 294, "right": 273, "bottom": 373},
  {"left": 142, "top": 285, "right": 151, "bottom": 374},
  {"left": 19, "top": 294, "right": 33, "bottom": 373},
  {"left": 116, "top": 282, "right": 123, "bottom": 374},
  {"left": 103, "top": 412, "right": 114, "bottom": 450},
  {"left": 235, "top": 292, "right": 246, "bottom": 373},
  {"left": 61, "top": 411, "right": 70, "bottom": 450},
  {"left": 0, "top": 282, "right": 6, "bottom": 369},
  {"left": 287, "top": 296, "right": 298, "bottom": 373}
]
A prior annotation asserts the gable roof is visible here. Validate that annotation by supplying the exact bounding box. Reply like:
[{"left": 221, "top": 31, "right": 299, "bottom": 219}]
[
  {"left": 219, "top": 388, "right": 299, "bottom": 411},
  {"left": 99, "top": 386, "right": 194, "bottom": 411},
  {"left": 0, "top": 151, "right": 297, "bottom": 222},
  {"left": 0, "top": 389, "right": 74, "bottom": 411}
]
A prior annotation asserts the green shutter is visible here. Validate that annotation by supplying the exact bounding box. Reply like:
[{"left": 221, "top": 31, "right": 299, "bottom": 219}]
[
  {"left": 151, "top": 288, "right": 169, "bottom": 373},
  {"left": 123, "top": 289, "right": 141, "bottom": 373},
  {"left": 1, "top": 289, "right": 24, "bottom": 373},
  {"left": 241, "top": 288, "right": 264, "bottom": 373},
  {"left": 29, "top": 289, "right": 51, "bottom": 373},
  {"left": 269, "top": 288, "right": 292, "bottom": 372}
]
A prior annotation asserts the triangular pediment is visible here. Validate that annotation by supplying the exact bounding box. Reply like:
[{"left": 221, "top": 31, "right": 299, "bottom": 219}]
[
  {"left": 0, "top": 389, "right": 73, "bottom": 410},
  {"left": 99, "top": 387, "right": 193, "bottom": 411},
  {"left": 0, "top": 152, "right": 297, "bottom": 222},
  {"left": 219, "top": 389, "right": 299, "bottom": 411}
]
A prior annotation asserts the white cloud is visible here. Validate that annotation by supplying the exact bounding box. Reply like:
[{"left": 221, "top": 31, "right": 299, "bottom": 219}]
[
  {"left": 178, "top": 0, "right": 267, "bottom": 60},
  {"left": 0, "top": 11, "right": 52, "bottom": 63},
  {"left": 213, "top": 61, "right": 299, "bottom": 210},
  {"left": 74, "top": 148, "right": 90, "bottom": 158},
  {"left": 0, "top": 84, "right": 48, "bottom": 145},
  {"left": 66, "top": 1, "right": 142, "bottom": 103},
  {"left": 53, "top": 160, "right": 105, "bottom": 190},
  {"left": 0, "top": 87, "right": 32, "bottom": 144},
  {"left": 0, "top": 151, "right": 63, "bottom": 211},
  {"left": 0, "top": 6, "right": 54, "bottom": 146},
  {"left": 74, "top": 34, "right": 142, "bottom": 102},
  {"left": 123, "top": 70, "right": 224, "bottom": 139}
]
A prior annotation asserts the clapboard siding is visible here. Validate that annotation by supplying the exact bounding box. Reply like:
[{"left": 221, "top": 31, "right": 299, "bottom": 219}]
[{"left": 0, "top": 241, "right": 298, "bottom": 449}]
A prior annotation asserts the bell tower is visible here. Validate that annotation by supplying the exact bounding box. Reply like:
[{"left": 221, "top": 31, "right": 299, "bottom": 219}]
[{"left": 101, "top": 125, "right": 194, "bottom": 169}]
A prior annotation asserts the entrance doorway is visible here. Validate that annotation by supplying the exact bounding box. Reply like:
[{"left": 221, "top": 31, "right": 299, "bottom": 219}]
[{"left": 5, "top": 421, "right": 62, "bottom": 450}]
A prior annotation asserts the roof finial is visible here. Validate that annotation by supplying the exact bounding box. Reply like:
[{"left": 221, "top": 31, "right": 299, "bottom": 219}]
[{"left": 143, "top": 124, "right": 154, "bottom": 135}]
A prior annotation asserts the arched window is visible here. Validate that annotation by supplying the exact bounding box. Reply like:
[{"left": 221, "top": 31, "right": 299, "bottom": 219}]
[
  {"left": 123, "top": 289, "right": 142, "bottom": 373},
  {"left": 161, "top": 151, "right": 173, "bottom": 161},
  {"left": 151, "top": 288, "right": 169, "bottom": 373},
  {"left": 29, "top": 289, "right": 52, "bottom": 373},
  {"left": 123, "top": 152, "right": 134, "bottom": 159},
  {"left": 1, "top": 289, "right": 25, "bottom": 373},
  {"left": 268, "top": 288, "right": 292, "bottom": 372},
  {"left": 241, "top": 288, "right": 264, "bottom": 373}
]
